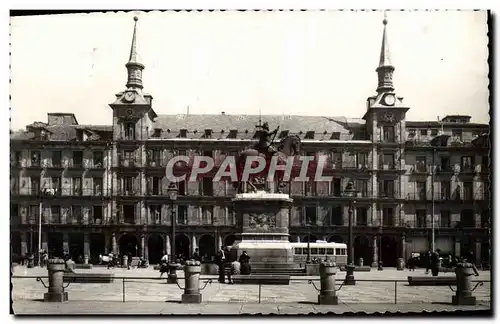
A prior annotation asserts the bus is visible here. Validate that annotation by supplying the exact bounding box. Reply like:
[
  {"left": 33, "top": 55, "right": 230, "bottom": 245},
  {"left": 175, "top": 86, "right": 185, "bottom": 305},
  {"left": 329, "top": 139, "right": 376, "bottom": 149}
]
[{"left": 290, "top": 242, "right": 347, "bottom": 265}]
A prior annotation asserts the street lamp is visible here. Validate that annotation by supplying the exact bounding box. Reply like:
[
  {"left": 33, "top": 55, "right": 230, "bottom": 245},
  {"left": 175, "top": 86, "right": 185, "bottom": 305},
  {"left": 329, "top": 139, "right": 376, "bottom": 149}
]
[
  {"left": 343, "top": 180, "right": 358, "bottom": 285},
  {"left": 167, "top": 183, "right": 178, "bottom": 284},
  {"left": 306, "top": 222, "right": 311, "bottom": 264}
]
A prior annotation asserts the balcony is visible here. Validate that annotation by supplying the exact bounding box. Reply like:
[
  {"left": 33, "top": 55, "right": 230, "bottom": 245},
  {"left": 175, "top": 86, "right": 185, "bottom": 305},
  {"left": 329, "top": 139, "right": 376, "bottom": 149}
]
[
  {"left": 147, "top": 188, "right": 163, "bottom": 196},
  {"left": 436, "top": 165, "right": 454, "bottom": 174},
  {"left": 411, "top": 164, "right": 429, "bottom": 174},
  {"left": 119, "top": 158, "right": 141, "bottom": 168},
  {"left": 402, "top": 220, "right": 428, "bottom": 229},
  {"left": 460, "top": 165, "right": 475, "bottom": 174},
  {"left": 379, "top": 191, "right": 397, "bottom": 199},
  {"left": 47, "top": 161, "right": 64, "bottom": 170},
  {"left": 68, "top": 161, "right": 85, "bottom": 170},
  {"left": 406, "top": 192, "right": 428, "bottom": 201},
  {"left": 118, "top": 188, "right": 141, "bottom": 197},
  {"left": 146, "top": 159, "right": 162, "bottom": 168},
  {"left": 89, "top": 160, "right": 105, "bottom": 170},
  {"left": 379, "top": 163, "right": 396, "bottom": 171},
  {"left": 405, "top": 139, "right": 432, "bottom": 148}
]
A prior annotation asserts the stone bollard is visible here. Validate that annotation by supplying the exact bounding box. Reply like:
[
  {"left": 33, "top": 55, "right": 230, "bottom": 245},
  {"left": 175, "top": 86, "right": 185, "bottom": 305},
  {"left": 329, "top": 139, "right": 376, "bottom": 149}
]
[
  {"left": 358, "top": 258, "right": 364, "bottom": 267},
  {"left": 84, "top": 255, "right": 89, "bottom": 265},
  {"left": 397, "top": 258, "right": 405, "bottom": 271},
  {"left": 318, "top": 261, "right": 338, "bottom": 305},
  {"left": 122, "top": 255, "right": 128, "bottom": 268},
  {"left": 44, "top": 258, "right": 68, "bottom": 302},
  {"left": 182, "top": 260, "right": 202, "bottom": 303},
  {"left": 27, "top": 255, "right": 34, "bottom": 268},
  {"left": 452, "top": 262, "right": 477, "bottom": 305}
]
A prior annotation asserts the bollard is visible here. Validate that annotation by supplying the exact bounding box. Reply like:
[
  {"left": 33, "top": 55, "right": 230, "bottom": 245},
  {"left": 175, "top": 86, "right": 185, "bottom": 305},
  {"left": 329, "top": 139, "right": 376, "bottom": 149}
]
[
  {"left": 122, "top": 255, "right": 128, "bottom": 268},
  {"left": 44, "top": 258, "right": 68, "bottom": 302},
  {"left": 452, "top": 262, "right": 477, "bottom": 305},
  {"left": 167, "top": 262, "right": 181, "bottom": 284},
  {"left": 397, "top": 258, "right": 405, "bottom": 271},
  {"left": 358, "top": 258, "right": 364, "bottom": 267},
  {"left": 318, "top": 261, "right": 338, "bottom": 305},
  {"left": 27, "top": 255, "right": 34, "bottom": 268},
  {"left": 182, "top": 260, "right": 202, "bottom": 303},
  {"left": 84, "top": 255, "right": 89, "bottom": 265}
]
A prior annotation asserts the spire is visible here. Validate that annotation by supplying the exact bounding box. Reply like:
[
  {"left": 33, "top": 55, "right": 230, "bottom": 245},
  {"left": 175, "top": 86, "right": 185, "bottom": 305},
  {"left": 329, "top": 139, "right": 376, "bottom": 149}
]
[
  {"left": 376, "top": 11, "right": 395, "bottom": 94},
  {"left": 125, "top": 16, "right": 145, "bottom": 89}
]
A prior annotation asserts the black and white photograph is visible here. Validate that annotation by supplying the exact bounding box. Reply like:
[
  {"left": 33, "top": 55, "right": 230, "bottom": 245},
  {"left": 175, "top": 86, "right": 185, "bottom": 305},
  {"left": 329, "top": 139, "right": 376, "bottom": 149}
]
[{"left": 9, "top": 8, "right": 492, "bottom": 316}]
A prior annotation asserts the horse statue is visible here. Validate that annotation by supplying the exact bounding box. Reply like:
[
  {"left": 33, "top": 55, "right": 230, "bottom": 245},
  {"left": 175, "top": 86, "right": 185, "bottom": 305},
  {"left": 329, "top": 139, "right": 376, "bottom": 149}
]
[{"left": 233, "top": 129, "right": 301, "bottom": 193}]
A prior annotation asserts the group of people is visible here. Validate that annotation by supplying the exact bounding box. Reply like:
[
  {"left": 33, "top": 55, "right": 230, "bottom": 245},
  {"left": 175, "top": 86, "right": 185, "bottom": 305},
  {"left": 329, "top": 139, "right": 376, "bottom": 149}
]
[
  {"left": 405, "top": 249, "right": 480, "bottom": 276},
  {"left": 103, "top": 252, "right": 147, "bottom": 270},
  {"left": 216, "top": 246, "right": 251, "bottom": 284}
]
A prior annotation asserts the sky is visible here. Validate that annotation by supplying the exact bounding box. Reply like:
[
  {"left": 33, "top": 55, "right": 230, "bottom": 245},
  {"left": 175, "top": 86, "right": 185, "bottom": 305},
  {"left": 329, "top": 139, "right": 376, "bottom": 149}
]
[{"left": 9, "top": 10, "right": 489, "bottom": 130}]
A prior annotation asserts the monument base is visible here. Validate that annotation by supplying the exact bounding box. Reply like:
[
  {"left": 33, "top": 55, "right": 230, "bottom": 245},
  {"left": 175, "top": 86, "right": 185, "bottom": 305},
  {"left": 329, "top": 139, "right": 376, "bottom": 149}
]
[
  {"left": 182, "top": 293, "right": 202, "bottom": 303},
  {"left": 231, "top": 241, "right": 295, "bottom": 269},
  {"left": 318, "top": 294, "right": 338, "bottom": 305},
  {"left": 44, "top": 292, "right": 68, "bottom": 302},
  {"left": 452, "top": 295, "right": 476, "bottom": 305}
]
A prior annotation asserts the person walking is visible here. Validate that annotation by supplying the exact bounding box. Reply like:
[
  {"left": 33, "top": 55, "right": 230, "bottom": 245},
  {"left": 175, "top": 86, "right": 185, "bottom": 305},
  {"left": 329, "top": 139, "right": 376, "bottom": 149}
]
[{"left": 216, "top": 246, "right": 226, "bottom": 283}]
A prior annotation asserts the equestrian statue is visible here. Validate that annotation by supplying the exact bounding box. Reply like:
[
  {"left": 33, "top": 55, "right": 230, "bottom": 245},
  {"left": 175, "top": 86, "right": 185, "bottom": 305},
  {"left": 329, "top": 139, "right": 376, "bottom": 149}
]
[{"left": 233, "top": 120, "right": 301, "bottom": 193}]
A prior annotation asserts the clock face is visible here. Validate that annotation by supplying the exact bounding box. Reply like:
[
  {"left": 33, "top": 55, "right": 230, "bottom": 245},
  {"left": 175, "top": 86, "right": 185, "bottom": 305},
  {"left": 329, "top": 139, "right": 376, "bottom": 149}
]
[
  {"left": 124, "top": 91, "right": 135, "bottom": 103},
  {"left": 384, "top": 94, "right": 396, "bottom": 106}
]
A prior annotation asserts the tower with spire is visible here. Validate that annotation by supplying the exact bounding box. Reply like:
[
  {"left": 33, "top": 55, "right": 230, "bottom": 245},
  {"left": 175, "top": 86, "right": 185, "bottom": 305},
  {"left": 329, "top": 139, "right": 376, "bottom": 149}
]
[{"left": 109, "top": 16, "right": 157, "bottom": 142}]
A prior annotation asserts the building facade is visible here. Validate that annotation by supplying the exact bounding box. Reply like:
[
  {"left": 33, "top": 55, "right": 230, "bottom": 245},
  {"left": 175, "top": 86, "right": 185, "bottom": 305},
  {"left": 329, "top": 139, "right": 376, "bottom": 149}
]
[{"left": 10, "top": 17, "right": 490, "bottom": 266}]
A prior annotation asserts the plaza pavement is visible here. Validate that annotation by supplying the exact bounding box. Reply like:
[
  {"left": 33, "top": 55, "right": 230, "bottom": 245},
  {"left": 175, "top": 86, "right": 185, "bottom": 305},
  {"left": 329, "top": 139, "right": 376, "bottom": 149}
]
[{"left": 11, "top": 266, "right": 491, "bottom": 315}]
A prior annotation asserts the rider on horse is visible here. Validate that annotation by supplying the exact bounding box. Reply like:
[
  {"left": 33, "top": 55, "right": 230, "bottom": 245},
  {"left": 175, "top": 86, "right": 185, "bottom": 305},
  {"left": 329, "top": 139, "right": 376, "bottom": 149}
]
[{"left": 255, "top": 121, "right": 280, "bottom": 157}]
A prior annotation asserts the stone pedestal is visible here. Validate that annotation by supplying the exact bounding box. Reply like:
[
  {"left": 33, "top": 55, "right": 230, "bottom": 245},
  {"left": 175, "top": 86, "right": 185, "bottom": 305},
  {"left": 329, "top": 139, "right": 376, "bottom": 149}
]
[
  {"left": 231, "top": 192, "right": 294, "bottom": 269},
  {"left": 181, "top": 260, "right": 202, "bottom": 303},
  {"left": 44, "top": 258, "right": 68, "bottom": 302},
  {"left": 344, "top": 264, "right": 356, "bottom": 285}
]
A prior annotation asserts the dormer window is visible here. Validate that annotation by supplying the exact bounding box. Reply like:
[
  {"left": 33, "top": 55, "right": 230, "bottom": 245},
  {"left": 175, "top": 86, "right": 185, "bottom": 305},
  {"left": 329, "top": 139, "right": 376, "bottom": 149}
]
[
  {"left": 330, "top": 132, "right": 340, "bottom": 140},
  {"left": 153, "top": 128, "right": 162, "bottom": 138},
  {"left": 204, "top": 129, "right": 212, "bottom": 138},
  {"left": 179, "top": 129, "right": 187, "bottom": 138},
  {"left": 420, "top": 129, "right": 428, "bottom": 136},
  {"left": 279, "top": 130, "right": 289, "bottom": 139},
  {"left": 304, "top": 131, "right": 315, "bottom": 139},
  {"left": 228, "top": 130, "right": 238, "bottom": 139}
]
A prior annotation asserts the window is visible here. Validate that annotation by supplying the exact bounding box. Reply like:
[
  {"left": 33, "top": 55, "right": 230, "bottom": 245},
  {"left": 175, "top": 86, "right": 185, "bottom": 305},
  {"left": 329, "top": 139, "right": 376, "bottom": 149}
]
[
  {"left": 177, "top": 205, "right": 187, "bottom": 225},
  {"left": 356, "top": 207, "right": 367, "bottom": 226},
  {"left": 357, "top": 152, "right": 367, "bottom": 168},
  {"left": 204, "top": 129, "right": 212, "bottom": 138},
  {"left": 52, "top": 151, "right": 62, "bottom": 167},
  {"left": 326, "top": 248, "right": 334, "bottom": 255},
  {"left": 379, "top": 180, "right": 394, "bottom": 198},
  {"left": 481, "top": 210, "right": 490, "bottom": 227},
  {"left": 331, "top": 178, "right": 341, "bottom": 196},
  {"left": 123, "top": 205, "right": 135, "bottom": 224},
  {"left": 441, "top": 181, "right": 451, "bottom": 200},
  {"left": 29, "top": 205, "right": 39, "bottom": 223},
  {"left": 93, "top": 206, "right": 103, "bottom": 224},
  {"left": 93, "top": 178, "right": 103, "bottom": 196},
  {"left": 384, "top": 153, "right": 395, "bottom": 169},
  {"left": 122, "top": 150, "right": 135, "bottom": 167},
  {"left": 12, "top": 151, "right": 21, "bottom": 167},
  {"left": 416, "top": 210, "right": 426, "bottom": 228},
  {"left": 439, "top": 156, "right": 451, "bottom": 171},
  {"left": 152, "top": 128, "right": 162, "bottom": 138},
  {"left": 330, "top": 132, "right": 340, "bottom": 140},
  {"left": 331, "top": 152, "right": 342, "bottom": 168},
  {"left": 310, "top": 248, "right": 318, "bottom": 255},
  {"left": 332, "top": 206, "right": 343, "bottom": 226},
  {"left": 51, "top": 177, "right": 61, "bottom": 196},
  {"left": 304, "top": 181, "right": 316, "bottom": 196},
  {"left": 420, "top": 129, "right": 428, "bottom": 136},
  {"left": 179, "top": 129, "right": 187, "bottom": 138},
  {"left": 124, "top": 122, "right": 135, "bottom": 140},
  {"left": 356, "top": 179, "right": 368, "bottom": 197},
  {"left": 201, "top": 206, "right": 214, "bottom": 225},
  {"left": 481, "top": 155, "right": 488, "bottom": 172},
  {"left": 123, "top": 177, "right": 135, "bottom": 195},
  {"left": 178, "top": 180, "right": 186, "bottom": 196},
  {"left": 415, "top": 156, "right": 427, "bottom": 172},
  {"left": 72, "top": 151, "right": 83, "bottom": 167},
  {"left": 472, "top": 130, "right": 481, "bottom": 137},
  {"left": 440, "top": 210, "right": 450, "bottom": 228},
  {"left": 383, "top": 208, "right": 394, "bottom": 226},
  {"left": 10, "top": 203, "right": 19, "bottom": 223},
  {"left": 383, "top": 126, "right": 395, "bottom": 142},
  {"left": 460, "top": 209, "right": 474, "bottom": 228},
  {"left": 72, "top": 177, "right": 82, "bottom": 196},
  {"left": 416, "top": 182, "right": 426, "bottom": 200},
  {"left": 452, "top": 129, "right": 462, "bottom": 141},
  {"left": 93, "top": 151, "right": 104, "bottom": 168},
  {"left": 305, "top": 206, "right": 317, "bottom": 225},
  {"left": 463, "top": 182, "right": 473, "bottom": 200},
  {"left": 228, "top": 130, "right": 238, "bottom": 139},
  {"left": 10, "top": 176, "right": 18, "bottom": 194},
  {"left": 408, "top": 129, "right": 416, "bottom": 138},
  {"left": 200, "top": 177, "right": 213, "bottom": 196},
  {"left": 148, "top": 177, "right": 161, "bottom": 195},
  {"left": 202, "top": 150, "right": 213, "bottom": 157},
  {"left": 305, "top": 131, "right": 315, "bottom": 139},
  {"left": 461, "top": 156, "right": 473, "bottom": 172},
  {"left": 430, "top": 129, "right": 439, "bottom": 136},
  {"left": 31, "top": 151, "right": 40, "bottom": 167},
  {"left": 149, "top": 205, "right": 161, "bottom": 225},
  {"left": 50, "top": 206, "right": 61, "bottom": 223},
  {"left": 30, "top": 177, "right": 40, "bottom": 195}
]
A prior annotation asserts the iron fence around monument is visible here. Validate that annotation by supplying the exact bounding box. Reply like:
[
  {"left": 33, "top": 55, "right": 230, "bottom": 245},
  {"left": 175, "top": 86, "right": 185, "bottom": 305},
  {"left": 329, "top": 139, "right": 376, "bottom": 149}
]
[{"left": 12, "top": 274, "right": 491, "bottom": 306}]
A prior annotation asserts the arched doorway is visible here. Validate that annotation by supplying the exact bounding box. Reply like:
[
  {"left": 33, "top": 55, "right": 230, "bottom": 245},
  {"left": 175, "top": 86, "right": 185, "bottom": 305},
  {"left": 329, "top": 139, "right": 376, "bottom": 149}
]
[
  {"left": 199, "top": 234, "right": 216, "bottom": 262},
  {"left": 303, "top": 235, "right": 318, "bottom": 243},
  {"left": 175, "top": 234, "right": 190, "bottom": 260},
  {"left": 328, "top": 235, "right": 344, "bottom": 243},
  {"left": 224, "top": 234, "right": 237, "bottom": 247},
  {"left": 354, "top": 235, "right": 372, "bottom": 265},
  {"left": 90, "top": 233, "right": 105, "bottom": 264},
  {"left": 48, "top": 232, "right": 63, "bottom": 258},
  {"left": 119, "top": 233, "right": 139, "bottom": 257},
  {"left": 148, "top": 234, "right": 164, "bottom": 264},
  {"left": 380, "top": 236, "right": 399, "bottom": 267},
  {"left": 69, "top": 233, "right": 84, "bottom": 262}
]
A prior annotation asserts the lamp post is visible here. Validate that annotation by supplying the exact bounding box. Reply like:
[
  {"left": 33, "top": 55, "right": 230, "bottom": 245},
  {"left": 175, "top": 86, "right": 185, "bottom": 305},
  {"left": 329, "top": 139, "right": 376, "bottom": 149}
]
[
  {"left": 344, "top": 180, "right": 357, "bottom": 285},
  {"left": 306, "top": 222, "right": 311, "bottom": 264},
  {"left": 167, "top": 183, "right": 178, "bottom": 284}
]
